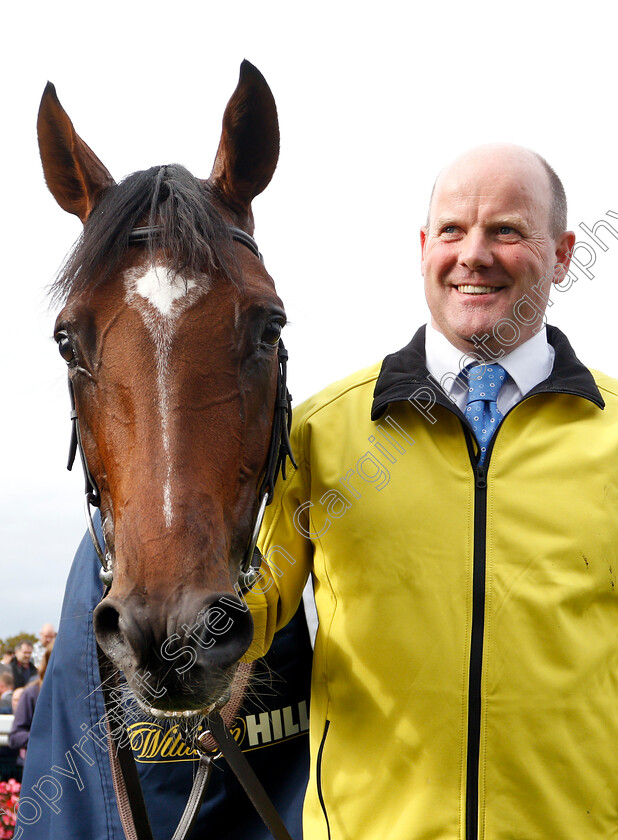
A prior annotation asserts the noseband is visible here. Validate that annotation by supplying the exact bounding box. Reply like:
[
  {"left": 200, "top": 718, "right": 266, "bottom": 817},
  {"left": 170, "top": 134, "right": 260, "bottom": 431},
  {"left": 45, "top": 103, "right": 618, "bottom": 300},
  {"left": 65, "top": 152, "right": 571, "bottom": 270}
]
[{"left": 66, "top": 225, "right": 295, "bottom": 593}]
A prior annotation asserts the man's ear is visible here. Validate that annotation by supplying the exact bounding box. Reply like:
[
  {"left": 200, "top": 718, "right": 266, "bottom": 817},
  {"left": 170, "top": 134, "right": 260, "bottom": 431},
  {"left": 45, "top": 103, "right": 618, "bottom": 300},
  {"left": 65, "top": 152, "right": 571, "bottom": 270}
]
[
  {"left": 420, "top": 226, "right": 428, "bottom": 275},
  {"left": 553, "top": 230, "right": 576, "bottom": 284}
]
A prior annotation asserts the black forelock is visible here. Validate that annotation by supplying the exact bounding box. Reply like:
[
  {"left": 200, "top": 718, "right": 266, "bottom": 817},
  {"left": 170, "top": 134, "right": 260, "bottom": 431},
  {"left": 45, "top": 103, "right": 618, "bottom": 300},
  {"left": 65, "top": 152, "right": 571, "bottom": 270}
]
[{"left": 51, "top": 164, "right": 236, "bottom": 304}]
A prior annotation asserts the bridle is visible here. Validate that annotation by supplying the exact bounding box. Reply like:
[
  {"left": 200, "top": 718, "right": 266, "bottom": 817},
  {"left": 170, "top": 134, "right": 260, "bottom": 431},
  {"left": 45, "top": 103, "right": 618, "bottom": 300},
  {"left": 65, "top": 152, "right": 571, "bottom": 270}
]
[
  {"left": 67, "top": 224, "right": 296, "bottom": 593},
  {"left": 65, "top": 225, "right": 297, "bottom": 840}
]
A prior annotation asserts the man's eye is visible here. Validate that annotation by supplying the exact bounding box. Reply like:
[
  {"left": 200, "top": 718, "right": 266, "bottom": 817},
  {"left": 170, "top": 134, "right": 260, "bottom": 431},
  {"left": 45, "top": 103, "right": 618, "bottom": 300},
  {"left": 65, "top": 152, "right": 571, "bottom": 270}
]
[{"left": 498, "top": 226, "right": 517, "bottom": 236}]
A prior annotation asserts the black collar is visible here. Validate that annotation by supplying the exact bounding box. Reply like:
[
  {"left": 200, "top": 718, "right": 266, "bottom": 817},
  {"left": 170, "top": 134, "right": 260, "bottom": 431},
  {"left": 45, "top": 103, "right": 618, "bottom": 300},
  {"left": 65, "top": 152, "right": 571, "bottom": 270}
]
[{"left": 371, "top": 324, "right": 605, "bottom": 420}]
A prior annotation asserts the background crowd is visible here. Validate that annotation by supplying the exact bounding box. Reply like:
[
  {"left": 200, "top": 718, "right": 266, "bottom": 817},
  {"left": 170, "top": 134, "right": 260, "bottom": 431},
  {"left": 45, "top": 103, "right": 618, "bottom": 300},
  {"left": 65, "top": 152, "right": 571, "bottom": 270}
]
[{"left": 0, "top": 625, "right": 56, "bottom": 782}]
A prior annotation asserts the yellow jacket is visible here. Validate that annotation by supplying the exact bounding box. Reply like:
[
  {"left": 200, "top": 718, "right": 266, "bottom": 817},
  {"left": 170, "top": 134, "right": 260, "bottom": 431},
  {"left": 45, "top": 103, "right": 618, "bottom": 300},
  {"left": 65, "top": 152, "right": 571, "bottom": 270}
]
[{"left": 248, "top": 325, "right": 618, "bottom": 840}]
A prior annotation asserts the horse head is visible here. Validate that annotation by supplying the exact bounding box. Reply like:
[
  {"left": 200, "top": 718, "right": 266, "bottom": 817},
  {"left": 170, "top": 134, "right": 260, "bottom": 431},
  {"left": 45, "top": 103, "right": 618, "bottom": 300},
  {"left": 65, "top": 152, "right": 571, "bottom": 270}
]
[{"left": 38, "top": 62, "right": 287, "bottom": 718}]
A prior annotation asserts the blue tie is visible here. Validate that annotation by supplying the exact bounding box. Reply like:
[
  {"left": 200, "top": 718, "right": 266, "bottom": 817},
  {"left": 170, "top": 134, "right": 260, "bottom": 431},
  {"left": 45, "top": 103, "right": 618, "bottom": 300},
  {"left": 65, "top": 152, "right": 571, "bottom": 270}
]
[{"left": 465, "top": 364, "right": 507, "bottom": 463}]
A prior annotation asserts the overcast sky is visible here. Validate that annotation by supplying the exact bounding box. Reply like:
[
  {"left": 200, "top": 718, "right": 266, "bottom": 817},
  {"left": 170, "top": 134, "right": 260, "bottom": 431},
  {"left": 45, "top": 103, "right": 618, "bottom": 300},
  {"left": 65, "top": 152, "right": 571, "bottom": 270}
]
[{"left": 2, "top": 1, "right": 618, "bottom": 638}]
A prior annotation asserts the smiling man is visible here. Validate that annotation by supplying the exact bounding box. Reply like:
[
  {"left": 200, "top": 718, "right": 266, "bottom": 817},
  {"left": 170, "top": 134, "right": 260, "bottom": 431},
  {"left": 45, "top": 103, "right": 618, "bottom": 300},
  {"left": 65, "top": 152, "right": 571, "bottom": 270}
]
[
  {"left": 422, "top": 144, "right": 574, "bottom": 357},
  {"left": 248, "top": 144, "right": 618, "bottom": 839},
  {"left": 418, "top": 145, "right": 581, "bottom": 433}
]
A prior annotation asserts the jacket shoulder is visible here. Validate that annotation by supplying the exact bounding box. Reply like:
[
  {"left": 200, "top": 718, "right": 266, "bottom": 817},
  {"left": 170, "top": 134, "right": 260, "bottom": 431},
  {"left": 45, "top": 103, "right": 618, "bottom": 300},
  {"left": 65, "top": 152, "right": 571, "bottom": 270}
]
[{"left": 293, "top": 361, "right": 383, "bottom": 426}]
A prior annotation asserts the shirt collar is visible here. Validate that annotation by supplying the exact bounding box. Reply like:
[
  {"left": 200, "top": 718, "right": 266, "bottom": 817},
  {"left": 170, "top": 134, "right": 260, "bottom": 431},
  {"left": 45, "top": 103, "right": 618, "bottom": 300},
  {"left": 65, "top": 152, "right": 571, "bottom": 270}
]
[
  {"left": 372, "top": 324, "right": 604, "bottom": 420},
  {"left": 498, "top": 327, "right": 555, "bottom": 396},
  {"left": 425, "top": 323, "right": 555, "bottom": 400}
]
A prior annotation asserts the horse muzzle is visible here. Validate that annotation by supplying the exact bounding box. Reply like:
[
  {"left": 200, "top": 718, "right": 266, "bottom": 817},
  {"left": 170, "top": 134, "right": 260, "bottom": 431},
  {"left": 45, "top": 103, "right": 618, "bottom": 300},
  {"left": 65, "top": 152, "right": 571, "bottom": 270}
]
[{"left": 93, "top": 590, "right": 254, "bottom": 712}]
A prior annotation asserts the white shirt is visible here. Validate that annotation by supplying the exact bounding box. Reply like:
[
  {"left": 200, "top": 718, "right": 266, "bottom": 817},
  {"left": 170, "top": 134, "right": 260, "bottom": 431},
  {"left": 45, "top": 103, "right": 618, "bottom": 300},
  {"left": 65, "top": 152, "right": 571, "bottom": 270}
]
[{"left": 425, "top": 324, "right": 555, "bottom": 415}]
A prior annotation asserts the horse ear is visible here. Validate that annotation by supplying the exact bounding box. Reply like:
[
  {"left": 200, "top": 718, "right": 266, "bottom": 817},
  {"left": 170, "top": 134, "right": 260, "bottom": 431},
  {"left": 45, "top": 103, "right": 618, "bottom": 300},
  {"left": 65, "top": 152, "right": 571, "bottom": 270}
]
[
  {"left": 37, "top": 82, "right": 115, "bottom": 222},
  {"left": 209, "top": 61, "right": 280, "bottom": 223}
]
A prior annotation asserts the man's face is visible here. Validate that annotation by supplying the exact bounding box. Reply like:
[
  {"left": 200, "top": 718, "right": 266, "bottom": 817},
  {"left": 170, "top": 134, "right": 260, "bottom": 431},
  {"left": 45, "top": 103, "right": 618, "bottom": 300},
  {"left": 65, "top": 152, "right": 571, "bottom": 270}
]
[
  {"left": 40, "top": 626, "right": 56, "bottom": 646},
  {"left": 15, "top": 644, "right": 33, "bottom": 666},
  {"left": 421, "top": 147, "right": 575, "bottom": 356}
]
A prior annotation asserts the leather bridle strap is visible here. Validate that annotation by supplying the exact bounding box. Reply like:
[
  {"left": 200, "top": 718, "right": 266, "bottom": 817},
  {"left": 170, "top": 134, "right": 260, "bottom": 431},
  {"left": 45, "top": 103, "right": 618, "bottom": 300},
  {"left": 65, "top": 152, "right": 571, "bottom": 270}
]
[
  {"left": 238, "top": 339, "right": 296, "bottom": 593},
  {"left": 128, "top": 224, "right": 263, "bottom": 262},
  {"left": 97, "top": 645, "right": 292, "bottom": 840},
  {"left": 98, "top": 643, "right": 214, "bottom": 840},
  {"left": 170, "top": 759, "right": 213, "bottom": 840},
  {"left": 97, "top": 645, "right": 156, "bottom": 840},
  {"left": 207, "top": 711, "right": 294, "bottom": 839}
]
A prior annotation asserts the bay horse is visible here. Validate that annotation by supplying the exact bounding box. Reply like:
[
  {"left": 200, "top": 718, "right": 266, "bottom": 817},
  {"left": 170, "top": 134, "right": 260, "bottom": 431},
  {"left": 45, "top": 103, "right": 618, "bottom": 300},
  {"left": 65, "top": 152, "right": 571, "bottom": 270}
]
[{"left": 37, "top": 62, "right": 290, "bottom": 727}]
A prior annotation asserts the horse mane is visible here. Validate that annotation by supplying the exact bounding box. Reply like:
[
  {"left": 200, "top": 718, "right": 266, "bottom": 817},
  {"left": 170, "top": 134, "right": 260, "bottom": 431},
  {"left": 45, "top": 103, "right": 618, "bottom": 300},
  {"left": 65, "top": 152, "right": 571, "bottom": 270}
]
[{"left": 51, "top": 164, "right": 235, "bottom": 303}]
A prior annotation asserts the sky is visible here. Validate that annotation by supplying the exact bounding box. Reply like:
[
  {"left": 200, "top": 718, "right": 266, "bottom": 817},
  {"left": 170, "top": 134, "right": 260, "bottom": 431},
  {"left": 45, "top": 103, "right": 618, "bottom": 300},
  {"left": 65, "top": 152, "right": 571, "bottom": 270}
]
[{"left": 2, "top": 0, "right": 618, "bottom": 638}]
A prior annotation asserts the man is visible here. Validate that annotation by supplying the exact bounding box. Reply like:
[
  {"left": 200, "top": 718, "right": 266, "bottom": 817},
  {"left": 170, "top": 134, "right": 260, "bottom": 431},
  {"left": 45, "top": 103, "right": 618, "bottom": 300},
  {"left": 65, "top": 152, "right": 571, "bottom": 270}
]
[
  {"left": 0, "top": 649, "right": 14, "bottom": 678},
  {"left": 11, "top": 642, "right": 37, "bottom": 690},
  {"left": 247, "top": 144, "right": 618, "bottom": 839},
  {"left": 31, "top": 624, "right": 56, "bottom": 668},
  {"left": 0, "top": 671, "right": 13, "bottom": 713},
  {"left": 0, "top": 672, "right": 19, "bottom": 782}
]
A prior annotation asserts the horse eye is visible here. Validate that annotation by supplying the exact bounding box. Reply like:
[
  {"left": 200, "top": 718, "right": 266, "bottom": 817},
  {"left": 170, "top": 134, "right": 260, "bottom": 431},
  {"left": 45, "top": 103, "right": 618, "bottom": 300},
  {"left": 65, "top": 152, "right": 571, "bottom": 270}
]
[
  {"left": 56, "top": 332, "right": 75, "bottom": 364},
  {"left": 260, "top": 320, "right": 283, "bottom": 347}
]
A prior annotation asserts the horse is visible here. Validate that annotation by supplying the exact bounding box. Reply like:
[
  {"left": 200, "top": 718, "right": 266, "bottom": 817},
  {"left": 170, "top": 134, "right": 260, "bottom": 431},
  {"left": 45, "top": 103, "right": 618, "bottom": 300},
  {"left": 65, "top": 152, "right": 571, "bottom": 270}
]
[{"left": 37, "top": 61, "right": 289, "bottom": 724}]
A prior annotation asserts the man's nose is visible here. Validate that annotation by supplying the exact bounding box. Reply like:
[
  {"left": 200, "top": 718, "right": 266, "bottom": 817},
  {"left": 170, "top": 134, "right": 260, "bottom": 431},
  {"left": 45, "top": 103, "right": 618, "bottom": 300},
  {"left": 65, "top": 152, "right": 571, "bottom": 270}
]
[{"left": 458, "top": 230, "right": 494, "bottom": 270}]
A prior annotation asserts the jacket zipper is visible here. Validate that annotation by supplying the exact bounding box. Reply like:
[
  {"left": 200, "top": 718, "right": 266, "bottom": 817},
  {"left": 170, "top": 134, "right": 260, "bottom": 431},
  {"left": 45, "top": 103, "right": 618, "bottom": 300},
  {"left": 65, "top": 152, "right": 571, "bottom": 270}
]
[
  {"left": 466, "top": 460, "right": 488, "bottom": 840},
  {"left": 316, "top": 719, "right": 332, "bottom": 839},
  {"left": 462, "top": 393, "right": 552, "bottom": 839},
  {"left": 427, "top": 401, "right": 490, "bottom": 840}
]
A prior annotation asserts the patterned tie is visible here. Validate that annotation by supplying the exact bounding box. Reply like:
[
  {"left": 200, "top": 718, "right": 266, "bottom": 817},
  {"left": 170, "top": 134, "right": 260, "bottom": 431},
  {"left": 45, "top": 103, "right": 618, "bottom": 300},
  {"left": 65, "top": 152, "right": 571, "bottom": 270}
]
[{"left": 465, "top": 364, "right": 507, "bottom": 463}]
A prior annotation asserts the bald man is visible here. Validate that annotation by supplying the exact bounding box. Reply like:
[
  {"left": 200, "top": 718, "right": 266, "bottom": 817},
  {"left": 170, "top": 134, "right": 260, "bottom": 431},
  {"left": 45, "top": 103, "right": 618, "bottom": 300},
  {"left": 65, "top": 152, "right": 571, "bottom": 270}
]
[
  {"left": 246, "top": 145, "right": 618, "bottom": 839},
  {"left": 421, "top": 144, "right": 574, "bottom": 359},
  {"left": 31, "top": 623, "right": 56, "bottom": 667}
]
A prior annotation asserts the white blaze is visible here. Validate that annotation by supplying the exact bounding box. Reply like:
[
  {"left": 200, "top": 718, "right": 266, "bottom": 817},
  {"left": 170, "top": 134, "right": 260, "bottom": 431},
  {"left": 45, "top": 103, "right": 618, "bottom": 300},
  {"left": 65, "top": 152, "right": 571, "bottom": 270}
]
[
  {"left": 124, "top": 264, "right": 210, "bottom": 527},
  {"left": 134, "top": 265, "right": 198, "bottom": 315}
]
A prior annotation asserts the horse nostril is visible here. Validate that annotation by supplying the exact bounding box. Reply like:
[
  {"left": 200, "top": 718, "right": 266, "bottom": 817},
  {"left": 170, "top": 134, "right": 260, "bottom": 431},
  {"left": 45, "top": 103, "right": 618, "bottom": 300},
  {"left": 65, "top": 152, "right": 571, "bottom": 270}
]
[
  {"left": 190, "top": 595, "right": 254, "bottom": 668},
  {"left": 93, "top": 601, "right": 124, "bottom": 659}
]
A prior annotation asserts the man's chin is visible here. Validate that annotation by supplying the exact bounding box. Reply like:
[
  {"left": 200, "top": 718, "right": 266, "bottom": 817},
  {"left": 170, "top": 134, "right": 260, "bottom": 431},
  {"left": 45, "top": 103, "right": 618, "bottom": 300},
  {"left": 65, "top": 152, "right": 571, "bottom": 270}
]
[{"left": 435, "top": 317, "right": 500, "bottom": 355}]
